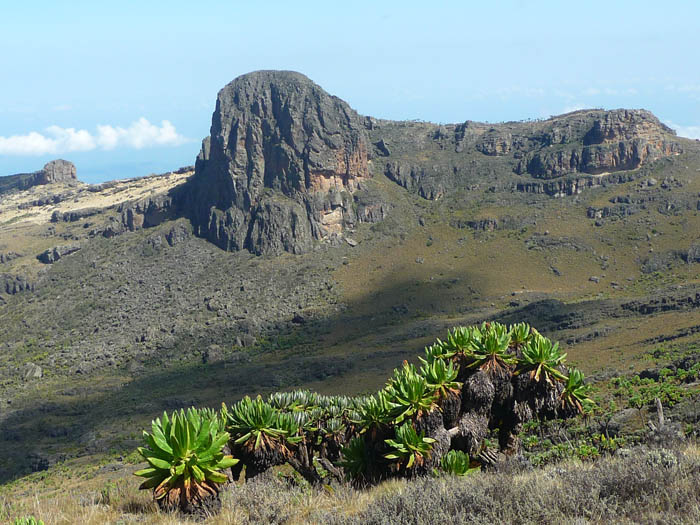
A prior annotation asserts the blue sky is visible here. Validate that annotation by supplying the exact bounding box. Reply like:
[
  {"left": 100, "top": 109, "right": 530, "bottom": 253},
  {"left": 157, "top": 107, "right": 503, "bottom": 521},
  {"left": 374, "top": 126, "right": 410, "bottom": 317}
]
[{"left": 1, "top": 0, "right": 698, "bottom": 183}]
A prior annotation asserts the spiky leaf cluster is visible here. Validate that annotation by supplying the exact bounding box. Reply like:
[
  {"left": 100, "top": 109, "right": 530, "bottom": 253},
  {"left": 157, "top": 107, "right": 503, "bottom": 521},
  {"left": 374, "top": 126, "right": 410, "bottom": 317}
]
[
  {"left": 338, "top": 437, "right": 374, "bottom": 483},
  {"left": 419, "top": 356, "right": 461, "bottom": 399},
  {"left": 224, "top": 396, "right": 287, "bottom": 451},
  {"left": 518, "top": 334, "right": 567, "bottom": 384},
  {"left": 467, "top": 323, "right": 516, "bottom": 375},
  {"left": 134, "top": 408, "right": 237, "bottom": 509},
  {"left": 384, "top": 362, "right": 439, "bottom": 423},
  {"left": 223, "top": 394, "right": 323, "bottom": 455},
  {"left": 440, "top": 326, "right": 475, "bottom": 357},
  {"left": 439, "top": 449, "right": 479, "bottom": 476},
  {"left": 384, "top": 423, "right": 436, "bottom": 468},
  {"left": 509, "top": 322, "right": 533, "bottom": 347},
  {"left": 561, "top": 367, "right": 595, "bottom": 413},
  {"left": 352, "top": 391, "right": 394, "bottom": 434},
  {"left": 13, "top": 518, "right": 44, "bottom": 525}
]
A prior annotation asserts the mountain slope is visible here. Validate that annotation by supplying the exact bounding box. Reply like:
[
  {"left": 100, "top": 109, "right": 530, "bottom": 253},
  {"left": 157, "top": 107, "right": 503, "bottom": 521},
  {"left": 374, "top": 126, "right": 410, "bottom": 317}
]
[{"left": 1, "top": 71, "right": 700, "bottom": 482}]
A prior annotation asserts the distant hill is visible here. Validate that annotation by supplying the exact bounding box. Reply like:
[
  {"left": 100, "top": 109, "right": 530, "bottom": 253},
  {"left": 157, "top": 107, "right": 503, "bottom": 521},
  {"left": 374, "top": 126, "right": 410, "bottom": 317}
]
[{"left": 0, "top": 159, "right": 77, "bottom": 194}]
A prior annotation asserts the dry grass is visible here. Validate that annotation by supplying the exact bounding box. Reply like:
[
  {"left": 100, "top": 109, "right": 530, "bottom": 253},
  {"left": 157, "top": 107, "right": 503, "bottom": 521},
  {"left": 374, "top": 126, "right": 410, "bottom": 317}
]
[
  {"left": 2, "top": 443, "right": 699, "bottom": 524},
  {"left": 0, "top": 171, "right": 191, "bottom": 228}
]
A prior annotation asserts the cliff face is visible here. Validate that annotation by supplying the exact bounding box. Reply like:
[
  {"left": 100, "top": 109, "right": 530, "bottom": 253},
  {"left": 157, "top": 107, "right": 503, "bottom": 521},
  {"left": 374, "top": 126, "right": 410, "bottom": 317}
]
[
  {"left": 179, "top": 73, "right": 684, "bottom": 255},
  {"left": 185, "top": 70, "right": 372, "bottom": 255},
  {"left": 514, "top": 110, "right": 681, "bottom": 178},
  {"left": 33, "top": 160, "right": 77, "bottom": 185}
]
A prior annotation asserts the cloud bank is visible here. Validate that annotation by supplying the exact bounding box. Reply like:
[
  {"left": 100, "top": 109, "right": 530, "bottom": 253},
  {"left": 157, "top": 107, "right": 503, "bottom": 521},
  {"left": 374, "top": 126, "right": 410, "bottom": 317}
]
[{"left": 0, "top": 118, "right": 188, "bottom": 156}]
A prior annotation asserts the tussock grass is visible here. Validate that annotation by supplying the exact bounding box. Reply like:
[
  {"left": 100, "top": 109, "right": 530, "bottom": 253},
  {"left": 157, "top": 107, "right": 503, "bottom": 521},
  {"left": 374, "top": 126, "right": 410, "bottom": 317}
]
[{"left": 2, "top": 443, "right": 699, "bottom": 524}]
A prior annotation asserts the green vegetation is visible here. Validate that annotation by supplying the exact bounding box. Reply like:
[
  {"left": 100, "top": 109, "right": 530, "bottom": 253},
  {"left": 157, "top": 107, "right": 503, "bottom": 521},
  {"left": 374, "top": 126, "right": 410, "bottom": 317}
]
[
  {"left": 561, "top": 367, "right": 594, "bottom": 413},
  {"left": 383, "top": 423, "right": 435, "bottom": 471},
  {"left": 134, "top": 408, "right": 237, "bottom": 514},
  {"left": 224, "top": 396, "right": 290, "bottom": 452},
  {"left": 384, "top": 363, "right": 439, "bottom": 423},
  {"left": 13, "top": 518, "right": 44, "bottom": 525},
  {"left": 126, "top": 323, "right": 600, "bottom": 517},
  {"left": 518, "top": 333, "right": 567, "bottom": 384},
  {"left": 612, "top": 371, "right": 700, "bottom": 410},
  {"left": 338, "top": 437, "right": 374, "bottom": 485},
  {"left": 466, "top": 323, "right": 517, "bottom": 375},
  {"left": 438, "top": 450, "right": 479, "bottom": 477}
]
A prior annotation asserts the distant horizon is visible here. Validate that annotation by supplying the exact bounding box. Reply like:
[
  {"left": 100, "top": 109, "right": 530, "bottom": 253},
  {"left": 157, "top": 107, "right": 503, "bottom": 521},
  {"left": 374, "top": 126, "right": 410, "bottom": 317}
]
[
  {"left": 1, "top": 99, "right": 696, "bottom": 185},
  {"left": 1, "top": 1, "right": 698, "bottom": 183},
  {"left": 0, "top": 97, "right": 700, "bottom": 184}
]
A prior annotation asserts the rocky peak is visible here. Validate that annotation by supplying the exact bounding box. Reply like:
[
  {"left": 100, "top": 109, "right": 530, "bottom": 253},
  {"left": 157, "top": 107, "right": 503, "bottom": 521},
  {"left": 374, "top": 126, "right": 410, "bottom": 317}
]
[
  {"left": 582, "top": 109, "right": 674, "bottom": 145},
  {"left": 35, "top": 160, "right": 77, "bottom": 185},
  {"left": 186, "top": 70, "right": 371, "bottom": 255}
]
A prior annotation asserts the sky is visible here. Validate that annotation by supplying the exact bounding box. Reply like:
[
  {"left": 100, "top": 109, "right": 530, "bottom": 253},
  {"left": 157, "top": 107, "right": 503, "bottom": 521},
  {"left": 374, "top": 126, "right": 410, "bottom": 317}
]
[{"left": 1, "top": 0, "right": 699, "bottom": 183}]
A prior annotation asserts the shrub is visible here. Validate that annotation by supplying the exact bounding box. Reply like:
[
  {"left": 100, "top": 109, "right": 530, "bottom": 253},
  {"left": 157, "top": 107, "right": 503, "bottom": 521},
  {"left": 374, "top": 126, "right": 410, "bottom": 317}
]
[
  {"left": 134, "top": 408, "right": 237, "bottom": 515},
  {"left": 438, "top": 450, "right": 479, "bottom": 476},
  {"left": 13, "top": 518, "right": 44, "bottom": 525}
]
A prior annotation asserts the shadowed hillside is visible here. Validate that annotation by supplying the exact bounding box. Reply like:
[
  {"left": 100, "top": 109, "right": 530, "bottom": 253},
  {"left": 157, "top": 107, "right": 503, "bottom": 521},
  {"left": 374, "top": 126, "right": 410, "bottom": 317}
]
[{"left": 1, "top": 71, "right": 700, "bottom": 487}]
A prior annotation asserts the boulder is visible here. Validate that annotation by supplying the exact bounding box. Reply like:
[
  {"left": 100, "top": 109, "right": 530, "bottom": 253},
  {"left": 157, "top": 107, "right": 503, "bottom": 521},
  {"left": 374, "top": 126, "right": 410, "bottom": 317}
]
[
  {"left": 687, "top": 241, "right": 700, "bottom": 263},
  {"left": 37, "top": 159, "right": 77, "bottom": 184},
  {"left": 37, "top": 244, "right": 81, "bottom": 264}
]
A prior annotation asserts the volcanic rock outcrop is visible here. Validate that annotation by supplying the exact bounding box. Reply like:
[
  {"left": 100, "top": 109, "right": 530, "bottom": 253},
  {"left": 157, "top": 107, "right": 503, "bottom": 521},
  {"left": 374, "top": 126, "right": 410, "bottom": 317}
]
[
  {"left": 173, "top": 73, "right": 683, "bottom": 253},
  {"left": 185, "top": 70, "right": 373, "bottom": 255},
  {"left": 513, "top": 110, "right": 681, "bottom": 178},
  {"left": 0, "top": 160, "right": 77, "bottom": 194}
]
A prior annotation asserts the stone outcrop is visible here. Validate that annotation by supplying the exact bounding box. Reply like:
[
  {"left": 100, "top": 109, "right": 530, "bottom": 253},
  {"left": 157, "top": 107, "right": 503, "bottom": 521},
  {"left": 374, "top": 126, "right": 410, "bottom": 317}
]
[
  {"left": 0, "top": 252, "right": 21, "bottom": 264},
  {"left": 51, "top": 207, "right": 101, "bottom": 223},
  {"left": 184, "top": 70, "right": 373, "bottom": 255},
  {"left": 514, "top": 110, "right": 681, "bottom": 178},
  {"left": 119, "top": 193, "right": 179, "bottom": 232},
  {"left": 0, "top": 274, "right": 34, "bottom": 294},
  {"left": 36, "top": 160, "right": 77, "bottom": 185},
  {"left": 170, "top": 73, "right": 686, "bottom": 252},
  {"left": 384, "top": 162, "right": 453, "bottom": 200},
  {"left": 688, "top": 241, "right": 700, "bottom": 264},
  {"left": 37, "top": 244, "right": 81, "bottom": 264},
  {"left": 0, "top": 160, "right": 77, "bottom": 194},
  {"left": 515, "top": 170, "right": 639, "bottom": 197}
]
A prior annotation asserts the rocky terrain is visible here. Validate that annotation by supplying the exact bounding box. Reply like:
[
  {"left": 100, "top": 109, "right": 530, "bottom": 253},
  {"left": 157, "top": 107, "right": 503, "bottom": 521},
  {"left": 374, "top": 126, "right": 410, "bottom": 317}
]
[
  {"left": 0, "top": 159, "right": 77, "bottom": 194},
  {"left": 1, "top": 70, "right": 700, "bottom": 483}
]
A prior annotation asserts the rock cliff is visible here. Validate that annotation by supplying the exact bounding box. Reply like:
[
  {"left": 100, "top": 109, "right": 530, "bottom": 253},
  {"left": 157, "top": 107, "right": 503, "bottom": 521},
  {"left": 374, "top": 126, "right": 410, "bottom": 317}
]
[
  {"left": 185, "top": 70, "right": 373, "bottom": 255},
  {"left": 140, "top": 74, "right": 684, "bottom": 254},
  {"left": 513, "top": 110, "right": 681, "bottom": 178}
]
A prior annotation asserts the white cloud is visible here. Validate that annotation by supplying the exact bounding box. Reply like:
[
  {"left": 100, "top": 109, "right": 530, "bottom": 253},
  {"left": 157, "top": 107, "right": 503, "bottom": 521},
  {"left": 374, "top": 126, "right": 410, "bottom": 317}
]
[
  {"left": 664, "top": 121, "right": 700, "bottom": 140},
  {"left": 0, "top": 118, "right": 188, "bottom": 156}
]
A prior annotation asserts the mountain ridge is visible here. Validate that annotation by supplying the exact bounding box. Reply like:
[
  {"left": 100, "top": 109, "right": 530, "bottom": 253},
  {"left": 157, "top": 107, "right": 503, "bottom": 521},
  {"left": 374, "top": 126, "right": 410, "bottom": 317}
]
[{"left": 123, "top": 71, "right": 686, "bottom": 256}]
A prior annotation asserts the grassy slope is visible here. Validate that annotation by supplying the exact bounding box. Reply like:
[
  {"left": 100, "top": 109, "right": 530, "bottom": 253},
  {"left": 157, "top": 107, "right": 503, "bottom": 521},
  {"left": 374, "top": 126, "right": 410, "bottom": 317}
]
[
  {"left": 1, "top": 136, "right": 700, "bottom": 521},
  {"left": 2, "top": 443, "right": 699, "bottom": 524}
]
